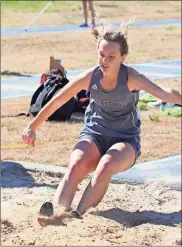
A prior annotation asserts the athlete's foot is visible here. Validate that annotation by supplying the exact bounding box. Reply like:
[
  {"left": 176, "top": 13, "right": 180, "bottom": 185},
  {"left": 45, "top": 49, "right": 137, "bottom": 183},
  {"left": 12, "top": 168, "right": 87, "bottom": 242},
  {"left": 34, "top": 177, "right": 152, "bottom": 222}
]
[
  {"left": 37, "top": 215, "right": 54, "bottom": 226},
  {"left": 39, "top": 202, "right": 54, "bottom": 217},
  {"left": 70, "top": 210, "right": 83, "bottom": 219},
  {"left": 37, "top": 212, "right": 71, "bottom": 227},
  {"left": 90, "top": 22, "right": 96, "bottom": 28},
  {"left": 79, "top": 22, "right": 89, "bottom": 28},
  {"left": 38, "top": 201, "right": 72, "bottom": 226}
]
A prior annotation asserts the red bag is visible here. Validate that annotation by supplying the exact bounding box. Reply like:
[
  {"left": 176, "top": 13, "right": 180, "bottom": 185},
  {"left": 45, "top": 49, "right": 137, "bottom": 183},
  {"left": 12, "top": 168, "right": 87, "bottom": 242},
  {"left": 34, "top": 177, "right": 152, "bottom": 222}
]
[
  {"left": 40, "top": 56, "right": 66, "bottom": 85},
  {"left": 40, "top": 69, "right": 62, "bottom": 85}
]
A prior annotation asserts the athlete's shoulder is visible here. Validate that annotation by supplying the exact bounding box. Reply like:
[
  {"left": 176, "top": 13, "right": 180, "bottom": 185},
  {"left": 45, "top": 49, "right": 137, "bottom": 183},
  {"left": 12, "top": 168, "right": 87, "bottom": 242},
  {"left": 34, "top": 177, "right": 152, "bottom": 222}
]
[
  {"left": 82, "top": 66, "right": 100, "bottom": 78},
  {"left": 127, "top": 66, "right": 141, "bottom": 77}
]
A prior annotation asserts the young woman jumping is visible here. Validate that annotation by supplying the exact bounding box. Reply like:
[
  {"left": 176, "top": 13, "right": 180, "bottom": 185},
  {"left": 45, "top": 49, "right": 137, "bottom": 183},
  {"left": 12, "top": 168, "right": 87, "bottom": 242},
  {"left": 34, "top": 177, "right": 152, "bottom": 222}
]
[{"left": 22, "top": 21, "right": 181, "bottom": 225}]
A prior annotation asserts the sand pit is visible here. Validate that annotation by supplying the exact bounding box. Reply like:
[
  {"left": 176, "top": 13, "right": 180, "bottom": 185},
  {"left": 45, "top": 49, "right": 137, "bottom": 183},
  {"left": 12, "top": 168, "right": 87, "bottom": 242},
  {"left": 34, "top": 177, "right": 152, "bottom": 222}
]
[{"left": 1, "top": 163, "right": 181, "bottom": 246}]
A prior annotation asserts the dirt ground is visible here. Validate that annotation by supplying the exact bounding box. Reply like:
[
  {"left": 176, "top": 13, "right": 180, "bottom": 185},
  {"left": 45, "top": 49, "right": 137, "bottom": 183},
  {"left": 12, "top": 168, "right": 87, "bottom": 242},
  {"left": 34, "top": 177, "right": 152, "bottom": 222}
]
[
  {"left": 1, "top": 25, "right": 181, "bottom": 77},
  {"left": 1, "top": 165, "right": 181, "bottom": 246}
]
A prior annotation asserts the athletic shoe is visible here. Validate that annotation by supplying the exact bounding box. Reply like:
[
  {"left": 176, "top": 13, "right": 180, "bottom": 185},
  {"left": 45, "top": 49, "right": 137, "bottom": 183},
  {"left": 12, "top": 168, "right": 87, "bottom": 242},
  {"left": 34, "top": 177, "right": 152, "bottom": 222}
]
[{"left": 79, "top": 22, "right": 89, "bottom": 28}]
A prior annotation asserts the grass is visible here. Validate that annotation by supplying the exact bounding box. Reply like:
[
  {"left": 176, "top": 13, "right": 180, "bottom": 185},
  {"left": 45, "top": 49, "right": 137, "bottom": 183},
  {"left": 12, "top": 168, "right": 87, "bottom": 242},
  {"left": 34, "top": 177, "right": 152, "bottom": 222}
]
[
  {"left": 1, "top": 1, "right": 53, "bottom": 14},
  {"left": 96, "top": 2, "right": 119, "bottom": 8},
  {"left": 149, "top": 115, "right": 160, "bottom": 122},
  {"left": 156, "top": 10, "right": 164, "bottom": 14},
  {"left": 175, "top": 7, "right": 181, "bottom": 12},
  {"left": 138, "top": 104, "right": 148, "bottom": 111},
  {"left": 165, "top": 26, "right": 178, "bottom": 31},
  {"left": 1, "top": 1, "right": 81, "bottom": 12}
]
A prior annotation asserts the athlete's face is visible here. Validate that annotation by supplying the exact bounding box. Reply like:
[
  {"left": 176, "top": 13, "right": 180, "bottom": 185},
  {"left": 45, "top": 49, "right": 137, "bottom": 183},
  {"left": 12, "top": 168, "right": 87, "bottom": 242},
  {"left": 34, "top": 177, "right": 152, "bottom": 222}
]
[{"left": 98, "top": 40, "right": 126, "bottom": 75}]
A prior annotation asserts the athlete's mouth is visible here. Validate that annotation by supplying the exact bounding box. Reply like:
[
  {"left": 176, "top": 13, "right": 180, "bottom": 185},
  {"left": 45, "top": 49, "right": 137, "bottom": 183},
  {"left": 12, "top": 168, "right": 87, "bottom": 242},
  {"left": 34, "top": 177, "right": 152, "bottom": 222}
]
[{"left": 101, "top": 65, "right": 109, "bottom": 69}]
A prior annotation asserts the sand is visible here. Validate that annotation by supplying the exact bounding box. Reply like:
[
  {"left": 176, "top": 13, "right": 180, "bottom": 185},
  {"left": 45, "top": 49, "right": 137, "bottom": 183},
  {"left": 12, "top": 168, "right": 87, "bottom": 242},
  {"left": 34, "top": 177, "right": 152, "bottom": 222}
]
[{"left": 1, "top": 164, "right": 181, "bottom": 246}]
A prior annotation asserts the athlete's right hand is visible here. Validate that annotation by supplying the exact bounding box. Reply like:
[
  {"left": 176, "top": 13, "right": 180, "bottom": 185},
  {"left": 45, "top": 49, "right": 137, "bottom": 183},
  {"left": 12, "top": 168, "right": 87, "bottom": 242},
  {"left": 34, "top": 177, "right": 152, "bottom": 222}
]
[{"left": 22, "top": 127, "right": 36, "bottom": 146}]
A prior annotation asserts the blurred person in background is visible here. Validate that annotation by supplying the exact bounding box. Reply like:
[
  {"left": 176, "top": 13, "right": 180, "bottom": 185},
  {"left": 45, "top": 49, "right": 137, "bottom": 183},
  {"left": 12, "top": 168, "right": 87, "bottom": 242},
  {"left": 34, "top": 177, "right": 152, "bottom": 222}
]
[{"left": 79, "top": 0, "right": 96, "bottom": 27}]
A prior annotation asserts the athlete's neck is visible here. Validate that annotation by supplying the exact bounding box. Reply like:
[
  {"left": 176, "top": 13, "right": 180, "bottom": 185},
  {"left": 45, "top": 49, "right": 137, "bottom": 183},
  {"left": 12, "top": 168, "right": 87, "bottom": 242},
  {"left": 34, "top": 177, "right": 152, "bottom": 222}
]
[{"left": 102, "top": 67, "right": 120, "bottom": 83}]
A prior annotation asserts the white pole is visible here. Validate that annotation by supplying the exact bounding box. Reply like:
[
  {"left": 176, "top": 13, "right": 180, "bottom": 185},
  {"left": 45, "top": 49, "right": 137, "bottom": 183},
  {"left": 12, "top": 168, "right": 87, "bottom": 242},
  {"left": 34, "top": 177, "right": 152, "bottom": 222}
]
[{"left": 25, "top": 0, "right": 54, "bottom": 31}]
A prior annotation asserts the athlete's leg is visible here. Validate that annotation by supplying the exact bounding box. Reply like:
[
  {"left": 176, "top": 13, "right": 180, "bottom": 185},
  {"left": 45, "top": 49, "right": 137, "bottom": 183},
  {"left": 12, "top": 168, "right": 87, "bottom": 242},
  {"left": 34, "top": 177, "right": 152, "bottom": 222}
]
[
  {"left": 38, "top": 139, "right": 101, "bottom": 225},
  {"left": 76, "top": 142, "right": 136, "bottom": 215}
]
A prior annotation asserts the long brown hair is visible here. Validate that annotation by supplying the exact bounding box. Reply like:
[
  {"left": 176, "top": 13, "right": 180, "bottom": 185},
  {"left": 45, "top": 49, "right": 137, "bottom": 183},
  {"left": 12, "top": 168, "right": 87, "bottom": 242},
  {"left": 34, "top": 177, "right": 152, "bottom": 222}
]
[{"left": 91, "top": 16, "right": 135, "bottom": 56}]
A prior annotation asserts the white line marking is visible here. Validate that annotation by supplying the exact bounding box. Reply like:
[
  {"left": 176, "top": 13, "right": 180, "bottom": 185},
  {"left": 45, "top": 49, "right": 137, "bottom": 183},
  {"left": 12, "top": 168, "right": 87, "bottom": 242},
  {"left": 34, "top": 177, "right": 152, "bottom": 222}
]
[
  {"left": 2, "top": 84, "right": 36, "bottom": 91},
  {"left": 1, "top": 60, "right": 181, "bottom": 81},
  {"left": 138, "top": 71, "right": 180, "bottom": 77},
  {"left": 2, "top": 94, "right": 33, "bottom": 99},
  {"left": 138, "top": 64, "right": 180, "bottom": 69},
  {"left": 136, "top": 154, "right": 181, "bottom": 166},
  {"left": 137, "top": 58, "right": 181, "bottom": 65}
]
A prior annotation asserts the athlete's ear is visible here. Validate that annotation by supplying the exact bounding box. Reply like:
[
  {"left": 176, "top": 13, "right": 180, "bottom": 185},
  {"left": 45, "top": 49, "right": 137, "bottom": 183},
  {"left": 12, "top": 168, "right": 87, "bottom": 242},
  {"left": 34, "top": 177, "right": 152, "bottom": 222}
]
[{"left": 121, "top": 54, "right": 127, "bottom": 63}]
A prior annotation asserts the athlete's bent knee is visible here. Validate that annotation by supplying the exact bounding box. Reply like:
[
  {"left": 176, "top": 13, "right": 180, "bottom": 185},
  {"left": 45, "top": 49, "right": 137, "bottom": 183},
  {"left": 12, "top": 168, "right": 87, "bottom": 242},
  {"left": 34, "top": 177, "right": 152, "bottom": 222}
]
[
  {"left": 67, "top": 159, "right": 89, "bottom": 181},
  {"left": 92, "top": 161, "right": 114, "bottom": 186}
]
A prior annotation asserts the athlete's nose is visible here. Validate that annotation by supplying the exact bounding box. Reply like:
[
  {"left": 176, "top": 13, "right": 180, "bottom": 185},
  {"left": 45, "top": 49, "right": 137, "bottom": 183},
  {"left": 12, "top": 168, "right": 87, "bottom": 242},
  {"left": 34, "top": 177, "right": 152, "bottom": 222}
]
[{"left": 102, "top": 56, "right": 108, "bottom": 64}]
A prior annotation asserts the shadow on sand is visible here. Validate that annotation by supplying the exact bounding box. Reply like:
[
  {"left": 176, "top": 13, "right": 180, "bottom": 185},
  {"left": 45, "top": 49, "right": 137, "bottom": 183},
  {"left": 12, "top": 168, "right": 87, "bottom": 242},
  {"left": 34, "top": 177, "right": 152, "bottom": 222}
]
[
  {"left": 1, "top": 71, "right": 32, "bottom": 77},
  {"left": 92, "top": 208, "right": 181, "bottom": 227},
  {"left": 1, "top": 161, "right": 60, "bottom": 189}
]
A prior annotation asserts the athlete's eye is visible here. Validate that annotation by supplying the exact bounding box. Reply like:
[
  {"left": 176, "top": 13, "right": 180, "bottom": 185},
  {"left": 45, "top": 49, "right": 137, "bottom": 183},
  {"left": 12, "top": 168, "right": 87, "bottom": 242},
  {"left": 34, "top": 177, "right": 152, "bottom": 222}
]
[{"left": 99, "top": 52, "right": 104, "bottom": 57}]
